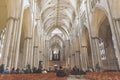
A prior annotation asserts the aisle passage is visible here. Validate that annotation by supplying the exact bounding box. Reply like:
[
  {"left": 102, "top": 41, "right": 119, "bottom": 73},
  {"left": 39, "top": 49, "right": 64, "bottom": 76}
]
[{"left": 67, "top": 75, "right": 89, "bottom": 80}]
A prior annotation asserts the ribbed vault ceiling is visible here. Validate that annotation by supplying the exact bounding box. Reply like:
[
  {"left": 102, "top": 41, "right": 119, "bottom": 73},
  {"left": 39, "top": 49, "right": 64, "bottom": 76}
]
[{"left": 37, "top": 0, "right": 80, "bottom": 36}]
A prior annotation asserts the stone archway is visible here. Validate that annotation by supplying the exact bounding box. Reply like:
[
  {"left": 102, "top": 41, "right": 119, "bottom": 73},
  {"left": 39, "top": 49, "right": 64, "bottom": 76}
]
[
  {"left": 98, "top": 17, "right": 119, "bottom": 70},
  {"left": 91, "top": 7, "right": 119, "bottom": 71}
]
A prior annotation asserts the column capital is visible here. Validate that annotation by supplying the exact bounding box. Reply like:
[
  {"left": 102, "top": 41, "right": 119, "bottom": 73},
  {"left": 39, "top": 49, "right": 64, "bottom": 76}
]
[
  {"left": 76, "top": 51, "right": 80, "bottom": 53},
  {"left": 113, "top": 18, "right": 120, "bottom": 21},
  {"left": 39, "top": 51, "right": 42, "bottom": 53},
  {"left": 36, "top": 18, "right": 40, "bottom": 21},
  {"left": 33, "top": 46, "right": 38, "bottom": 48},
  {"left": 72, "top": 54, "right": 75, "bottom": 56},
  {"left": 7, "top": 17, "right": 19, "bottom": 21},
  {"left": 81, "top": 46, "right": 87, "bottom": 48},
  {"left": 91, "top": 36, "right": 99, "bottom": 39},
  {"left": 25, "top": 37, "right": 32, "bottom": 40}
]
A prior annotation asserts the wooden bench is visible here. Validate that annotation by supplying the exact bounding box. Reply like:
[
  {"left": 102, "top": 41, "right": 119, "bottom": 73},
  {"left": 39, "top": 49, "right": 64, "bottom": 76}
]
[
  {"left": 85, "top": 72, "right": 120, "bottom": 80},
  {"left": 0, "top": 72, "right": 67, "bottom": 80}
]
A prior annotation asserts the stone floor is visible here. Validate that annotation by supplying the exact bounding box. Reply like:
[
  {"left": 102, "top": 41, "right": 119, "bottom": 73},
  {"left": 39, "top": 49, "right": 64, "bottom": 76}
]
[{"left": 67, "top": 75, "right": 89, "bottom": 80}]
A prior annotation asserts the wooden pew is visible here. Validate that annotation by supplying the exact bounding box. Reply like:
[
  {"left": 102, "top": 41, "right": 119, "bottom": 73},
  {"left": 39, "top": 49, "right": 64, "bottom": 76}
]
[
  {"left": 0, "top": 72, "right": 67, "bottom": 80},
  {"left": 85, "top": 72, "right": 120, "bottom": 80}
]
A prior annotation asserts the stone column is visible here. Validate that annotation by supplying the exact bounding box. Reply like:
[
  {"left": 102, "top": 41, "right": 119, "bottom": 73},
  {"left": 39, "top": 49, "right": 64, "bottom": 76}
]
[
  {"left": 65, "top": 40, "right": 69, "bottom": 67},
  {"left": 80, "top": 53, "right": 84, "bottom": 70},
  {"left": 114, "top": 19, "right": 120, "bottom": 38},
  {"left": 27, "top": 37, "right": 32, "bottom": 66},
  {"left": 78, "top": 53, "right": 82, "bottom": 70},
  {"left": 113, "top": 19, "right": 120, "bottom": 52},
  {"left": 25, "top": 38, "right": 29, "bottom": 66},
  {"left": 69, "top": 45, "right": 72, "bottom": 69},
  {"left": 75, "top": 51, "right": 80, "bottom": 68},
  {"left": 29, "top": 38, "right": 33, "bottom": 68},
  {"left": 63, "top": 45, "right": 65, "bottom": 61},
  {"left": 11, "top": 19, "right": 20, "bottom": 69},
  {"left": 8, "top": 18, "right": 18, "bottom": 69},
  {"left": 21, "top": 39, "right": 27, "bottom": 68},
  {"left": 75, "top": 52, "right": 77, "bottom": 66},
  {"left": 2, "top": 17, "right": 15, "bottom": 69},
  {"left": 105, "top": 0, "right": 120, "bottom": 68},
  {"left": 72, "top": 54, "right": 75, "bottom": 66},
  {"left": 33, "top": 46, "right": 39, "bottom": 67},
  {"left": 81, "top": 46, "right": 88, "bottom": 70},
  {"left": 113, "top": 19, "right": 120, "bottom": 68},
  {"left": 91, "top": 37, "right": 102, "bottom": 70},
  {"left": 71, "top": 45, "right": 75, "bottom": 68},
  {"left": 45, "top": 40, "right": 49, "bottom": 70},
  {"left": 24, "top": 37, "right": 32, "bottom": 67},
  {"left": 85, "top": 0, "right": 98, "bottom": 70}
]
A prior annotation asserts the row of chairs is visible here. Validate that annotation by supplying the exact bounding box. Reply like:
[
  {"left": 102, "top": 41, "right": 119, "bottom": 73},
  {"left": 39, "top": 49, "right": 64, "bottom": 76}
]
[
  {"left": 0, "top": 72, "right": 66, "bottom": 80},
  {"left": 85, "top": 72, "right": 120, "bottom": 80}
]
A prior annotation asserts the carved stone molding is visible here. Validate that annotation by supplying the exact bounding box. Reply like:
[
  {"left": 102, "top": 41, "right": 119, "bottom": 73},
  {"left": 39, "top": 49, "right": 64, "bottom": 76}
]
[
  {"left": 7, "top": 17, "right": 19, "bottom": 21},
  {"left": 25, "top": 37, "right": 32, "bottom": 40},
  {"left": 33, "top": 46, "right": 38, "bottom": 48}
]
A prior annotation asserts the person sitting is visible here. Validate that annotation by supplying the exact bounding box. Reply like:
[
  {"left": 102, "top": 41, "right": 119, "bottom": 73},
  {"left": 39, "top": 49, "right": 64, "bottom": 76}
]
[
  {"left": 72, "top": 66, "right": 79, "bottom": 75},
  {"left": 2, "top": 68, "right": 10, "bottom": 74},
  {"left": 19, "top": 69, "right": 24, "bottom": 74},
  {"left": 88, "top": 67, "right": 94, "bottom": 72},
  {"left": 15, "top": 68, "right": 20, "bottom": 74},
  {"left": 25, "top": 68, "right": 32, "bottom": 73},
  {"left": 32, "top": 67, "right": 38, "bottom": 73},
  {"left": 56, "top": 66, "right": 66, "bottom": 77},
  {"left": 10, "top": 67, "right": 16, "bottom": 74},
  {"left": 42, "top": 69, "right": 47, "bottom": 74},
  {"left": 37, "top": 67, "right": 42, "bottom": 73}
]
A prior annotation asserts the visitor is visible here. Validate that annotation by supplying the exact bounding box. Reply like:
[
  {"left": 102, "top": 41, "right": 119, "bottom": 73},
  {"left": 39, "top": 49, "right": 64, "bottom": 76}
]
[
  {"left": 2, "top": 68, "right": 10, "bottom": 74},
  {"left": 56, "top": 66, "right": 66, "bottom": 77},
  {"left": 0, "top": 64, "right": 4, "bottom": 73},
  {"left": 32, "top": 67, "right": 38, "bottom": 73},
  {"left": 15, "top": 68, "right": 20, "bottom": 74},
  {"left": 10, "top": 67, "right": 16, "bottom": 74},
  {"left": 42, "top": 69, "right": 47, "bottom": 74},
  {"left": 19, "top": 69, "right": 24, "bottom": 74},
  {"left": 25, "top": 68, "right": 32, "bottom": 73},
  {"left": 72, "top": 66, "right": 79, "bottom": 75},
  {"left": 37, "top": 67, "right": 42, "bottom": 73},
  {"left": 88, "top": 67, "right": 94, "bottom": 72}
]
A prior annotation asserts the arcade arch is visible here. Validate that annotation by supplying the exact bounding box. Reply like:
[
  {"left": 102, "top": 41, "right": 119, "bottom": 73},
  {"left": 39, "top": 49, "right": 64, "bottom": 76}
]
[{"left": 91, "top": 7, "right": 119, "bottom": 70}]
